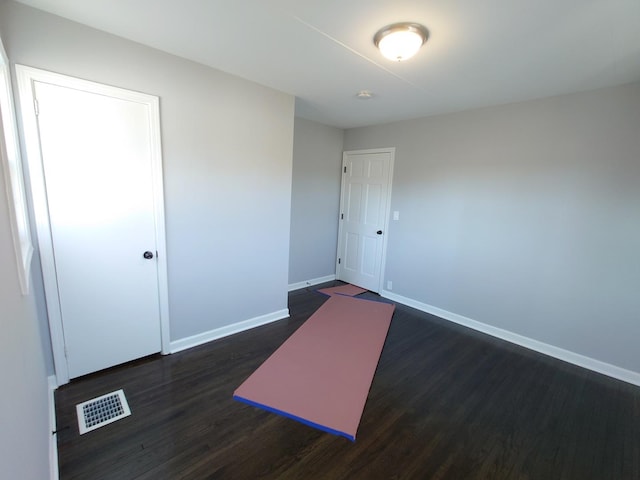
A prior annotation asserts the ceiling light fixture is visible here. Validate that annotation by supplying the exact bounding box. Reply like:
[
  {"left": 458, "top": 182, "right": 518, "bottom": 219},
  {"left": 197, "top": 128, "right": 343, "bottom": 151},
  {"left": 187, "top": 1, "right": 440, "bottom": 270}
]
[
  {"left": 373, "top": 22, "right": 429, "bottom": 62},
  {"left": 356, "top": 90, "right": 374, "bottom": 99}
]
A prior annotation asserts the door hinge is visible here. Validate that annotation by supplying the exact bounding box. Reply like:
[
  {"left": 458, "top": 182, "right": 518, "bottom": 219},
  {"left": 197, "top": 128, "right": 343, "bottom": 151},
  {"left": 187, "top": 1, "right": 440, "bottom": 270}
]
[
  {"left": 34, "top": 99, "right": 40, "bottom": 116},
  {"left": 340, "top": 213, "right": 344, "bottom": 220},
  {"left": 338, "top": 258, "right": 341, "bottom": 265},
  {"left": 343, "top": 166, "right": 347, "bottom": 173}
]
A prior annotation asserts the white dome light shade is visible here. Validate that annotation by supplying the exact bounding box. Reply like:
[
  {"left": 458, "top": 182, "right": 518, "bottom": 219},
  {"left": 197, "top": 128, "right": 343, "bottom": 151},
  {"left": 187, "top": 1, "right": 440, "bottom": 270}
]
[
  {"left": 374, "top": 23, "right": 429, "bottom": 62},
  {"left": 377, "top": 31, "right": 423, "bottom": 61}
]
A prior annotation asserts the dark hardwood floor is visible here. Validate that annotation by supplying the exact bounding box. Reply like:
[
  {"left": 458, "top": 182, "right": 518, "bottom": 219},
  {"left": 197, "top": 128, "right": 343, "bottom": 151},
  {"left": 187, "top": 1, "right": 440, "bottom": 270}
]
[{"left": 55, "top": 282, "right": 640, "bottom": 479}]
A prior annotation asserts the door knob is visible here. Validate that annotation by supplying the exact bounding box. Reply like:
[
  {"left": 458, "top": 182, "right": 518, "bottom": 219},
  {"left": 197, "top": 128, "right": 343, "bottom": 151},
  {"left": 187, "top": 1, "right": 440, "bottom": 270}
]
[
  {"left": 143, "top": 251, "right": 154, "bottom": 259},
  {"left": 376, "top": 230, "right": 383, "bottom": 235}
]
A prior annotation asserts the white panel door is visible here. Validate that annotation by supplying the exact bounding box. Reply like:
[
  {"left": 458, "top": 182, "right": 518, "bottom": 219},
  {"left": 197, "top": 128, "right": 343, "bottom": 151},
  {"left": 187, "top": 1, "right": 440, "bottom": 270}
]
[
  {"left": 33, "top": 80, "right": 162, "bottom": 379},
  {"left": 337, "top": 149, "right": 394, "bottom": 292}
]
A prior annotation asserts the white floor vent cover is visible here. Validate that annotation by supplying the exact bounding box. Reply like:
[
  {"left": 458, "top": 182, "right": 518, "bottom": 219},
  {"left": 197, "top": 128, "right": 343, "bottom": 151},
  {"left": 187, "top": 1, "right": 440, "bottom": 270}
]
[{"left": 76, "top": 389, "right": 131, "bottom": 435}]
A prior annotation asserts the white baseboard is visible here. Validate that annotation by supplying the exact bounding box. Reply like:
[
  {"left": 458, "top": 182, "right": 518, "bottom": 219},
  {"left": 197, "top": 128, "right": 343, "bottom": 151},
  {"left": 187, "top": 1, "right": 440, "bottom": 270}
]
[
  {"left": 288, "top": 274, "right": 336, "bottom": 292},
  {"left": 170, "top": 309, "right": 290, "bottom": 354},
  {"left": 381, "top": 290, "right": 640, "bottom": 388},
  {"left": 48, "top": 375, "right": 59, "bottom": 480}
]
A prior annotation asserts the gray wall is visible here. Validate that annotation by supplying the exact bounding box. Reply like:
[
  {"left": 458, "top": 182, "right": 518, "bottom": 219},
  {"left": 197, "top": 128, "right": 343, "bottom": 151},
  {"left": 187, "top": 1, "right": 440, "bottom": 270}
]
[
  {"left": 0, "top": 1, "right": 295, "bottom": 347},
  {"left": 345, "top": 82, "right": 640, "bottom": 374},
  {"left": 0, "top": 23, "right": 50, "bottom": 480},
  {"left": 289, "top": 117, "right": 343, "bottom": 285}
]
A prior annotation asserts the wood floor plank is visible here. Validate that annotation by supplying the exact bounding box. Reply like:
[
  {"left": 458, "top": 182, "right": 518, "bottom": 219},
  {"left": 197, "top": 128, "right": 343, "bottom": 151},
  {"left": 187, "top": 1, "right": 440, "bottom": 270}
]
[{"left": 55, "top": 283, "right": 640, "bottom": 479}]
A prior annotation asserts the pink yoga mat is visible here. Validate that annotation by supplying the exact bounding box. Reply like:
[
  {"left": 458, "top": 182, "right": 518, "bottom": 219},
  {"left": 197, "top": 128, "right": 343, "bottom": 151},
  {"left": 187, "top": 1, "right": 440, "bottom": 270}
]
[
  {"left": 317, "top": 284, "right": 367, "bottom": 297},
  {"left": 234, "top": 294, "right": 394, "bottom": 441}
]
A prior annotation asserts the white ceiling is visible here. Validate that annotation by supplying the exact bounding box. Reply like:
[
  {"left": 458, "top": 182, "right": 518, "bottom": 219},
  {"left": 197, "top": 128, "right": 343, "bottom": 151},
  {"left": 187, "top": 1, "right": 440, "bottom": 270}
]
[{"left": 14, "top": 0, "right": 640, "bottom": 128}]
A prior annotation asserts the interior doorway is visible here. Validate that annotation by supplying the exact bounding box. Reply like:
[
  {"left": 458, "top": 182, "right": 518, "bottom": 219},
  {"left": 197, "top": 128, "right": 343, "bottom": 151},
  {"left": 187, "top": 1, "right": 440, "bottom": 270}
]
[
  {"left": 336, "top": 148, "right": 394, "bottom": 292},
  {"left": 17, "top": 65, "right": 170, "bottom": 384}
]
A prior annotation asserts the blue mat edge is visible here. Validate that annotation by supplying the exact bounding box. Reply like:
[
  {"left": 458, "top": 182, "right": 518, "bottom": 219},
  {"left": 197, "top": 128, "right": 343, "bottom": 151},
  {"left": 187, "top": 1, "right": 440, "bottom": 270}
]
[{"left": 233, "top": 394, "right": 356, "bottom": 442}]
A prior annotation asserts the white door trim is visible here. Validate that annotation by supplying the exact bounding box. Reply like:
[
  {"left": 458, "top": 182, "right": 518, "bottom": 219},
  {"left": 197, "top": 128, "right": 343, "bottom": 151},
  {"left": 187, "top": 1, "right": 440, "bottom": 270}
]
[
  {"left": 336, "top": 147, "right": 395, "bottom": 293},
  {"left": 16, "top": 65, "right": 171, "bottom": 385}
]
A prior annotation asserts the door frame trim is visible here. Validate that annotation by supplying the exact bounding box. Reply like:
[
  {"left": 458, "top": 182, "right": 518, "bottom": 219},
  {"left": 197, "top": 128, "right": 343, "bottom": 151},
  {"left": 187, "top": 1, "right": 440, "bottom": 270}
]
[
  {"left": 336, "top": 147, "right": 395, "bottom": 293},
  {"left": 16, "top": 65, "right": 171, "bottom": 385}
]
